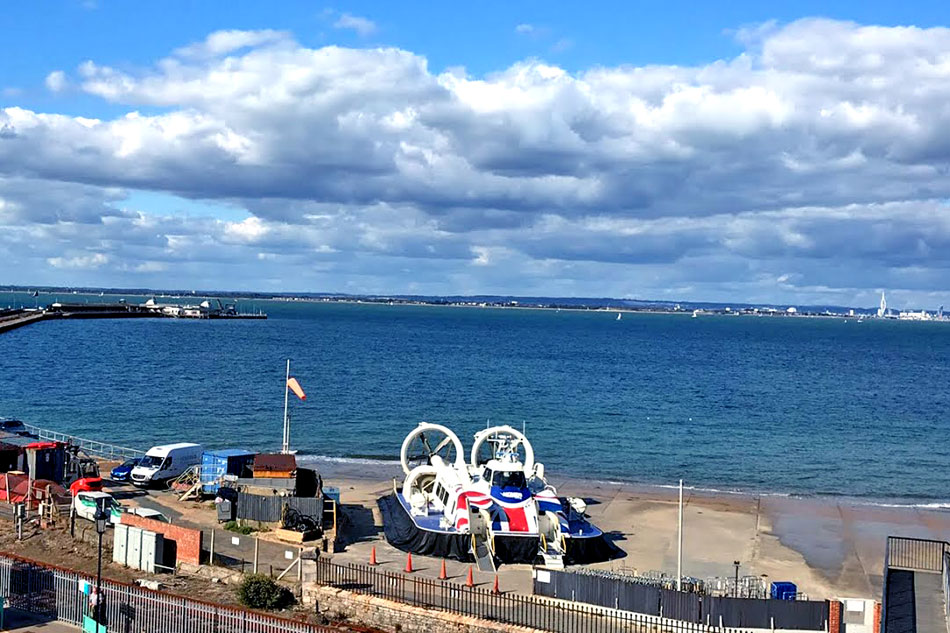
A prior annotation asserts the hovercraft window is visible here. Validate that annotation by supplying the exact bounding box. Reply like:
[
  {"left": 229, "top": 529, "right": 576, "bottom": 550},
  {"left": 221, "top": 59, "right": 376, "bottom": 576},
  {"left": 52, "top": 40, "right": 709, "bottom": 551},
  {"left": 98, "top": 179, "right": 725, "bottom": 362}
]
[
  {"left": 492, "top": 470, "right": 526, "bottom": 489},
  {"left": 435, "top": 484, "right": 450, "bottom": 507}
]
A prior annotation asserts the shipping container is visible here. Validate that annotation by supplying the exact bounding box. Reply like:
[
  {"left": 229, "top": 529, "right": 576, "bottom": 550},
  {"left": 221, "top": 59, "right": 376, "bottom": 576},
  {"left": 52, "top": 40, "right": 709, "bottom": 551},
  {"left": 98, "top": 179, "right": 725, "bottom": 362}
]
[{"left": 200, "top": 449, "right": 256, "bottom": 494}]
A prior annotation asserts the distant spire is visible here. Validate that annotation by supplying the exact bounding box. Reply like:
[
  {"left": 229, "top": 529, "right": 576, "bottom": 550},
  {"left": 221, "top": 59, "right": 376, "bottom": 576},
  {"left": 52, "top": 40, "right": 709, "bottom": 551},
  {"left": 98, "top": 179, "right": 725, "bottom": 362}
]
[{"left": 877, "top": 291, "right": 887, "bottom": 318}]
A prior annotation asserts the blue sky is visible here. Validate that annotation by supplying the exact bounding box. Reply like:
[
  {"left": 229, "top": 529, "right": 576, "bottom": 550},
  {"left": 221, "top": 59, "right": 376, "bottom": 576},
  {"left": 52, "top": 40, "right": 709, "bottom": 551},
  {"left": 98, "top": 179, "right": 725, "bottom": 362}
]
[
  {"left": 6, "top": 0, "right": 948, "bottom": 120},
  {"left": 1, "top": 2, "right": 950, "bottom": 307}
]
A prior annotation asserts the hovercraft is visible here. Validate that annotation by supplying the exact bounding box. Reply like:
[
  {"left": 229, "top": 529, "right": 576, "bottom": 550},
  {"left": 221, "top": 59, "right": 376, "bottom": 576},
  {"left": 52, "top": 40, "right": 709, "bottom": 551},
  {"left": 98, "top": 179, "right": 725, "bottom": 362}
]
[{"left": 377, "top": 423, "right": 618, "bottom": 570}]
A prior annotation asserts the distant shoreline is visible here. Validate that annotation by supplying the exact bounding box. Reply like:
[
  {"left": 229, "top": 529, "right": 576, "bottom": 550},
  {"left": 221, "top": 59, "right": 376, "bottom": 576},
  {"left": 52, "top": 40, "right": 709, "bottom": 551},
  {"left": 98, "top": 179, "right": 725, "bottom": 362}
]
[{"left": 1, "top": 287, "right": 912, "bottom": 321}]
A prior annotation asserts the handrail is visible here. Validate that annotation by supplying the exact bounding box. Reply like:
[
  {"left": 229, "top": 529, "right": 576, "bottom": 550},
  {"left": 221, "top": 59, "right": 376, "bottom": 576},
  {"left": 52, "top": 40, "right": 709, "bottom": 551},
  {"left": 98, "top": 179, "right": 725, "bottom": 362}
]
[
  {"left": 22, "top": 424, "right": 144, "bottom": 460},
  {"left": 885, "top": 535, "right": 950, "bottom": 573}
]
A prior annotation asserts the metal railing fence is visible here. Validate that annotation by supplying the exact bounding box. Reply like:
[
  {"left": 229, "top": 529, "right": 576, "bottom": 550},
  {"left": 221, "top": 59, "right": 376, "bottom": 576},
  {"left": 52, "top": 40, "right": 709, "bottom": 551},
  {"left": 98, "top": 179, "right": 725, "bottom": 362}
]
[
  {"left": 22, "top": 424, "right": 144, "bottom": 460},
  {"left": 534, "top": 568, "right": 827, "bottom": 630},
  {"left": 314, "top": 557, "right": 752, "bottom": 633},
  {"left": 0, "top": 552, "right": 339, "bottom": 633},
  {"left": 885, "top": 536, "right": 950, "bottom": 573},
  {"left": 943, "top": 552, "right": 950, "bottom": 633}
]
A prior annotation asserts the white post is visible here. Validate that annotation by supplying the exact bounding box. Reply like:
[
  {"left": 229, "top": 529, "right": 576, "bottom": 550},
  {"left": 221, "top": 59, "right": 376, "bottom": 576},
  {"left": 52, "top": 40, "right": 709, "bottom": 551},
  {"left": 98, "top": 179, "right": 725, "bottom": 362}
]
[
  {"left": 282, "top": 359, "right": 291, "bottom": 454},
  {"left": 677, "top": 478, "right": 684, "bottom": 590}
]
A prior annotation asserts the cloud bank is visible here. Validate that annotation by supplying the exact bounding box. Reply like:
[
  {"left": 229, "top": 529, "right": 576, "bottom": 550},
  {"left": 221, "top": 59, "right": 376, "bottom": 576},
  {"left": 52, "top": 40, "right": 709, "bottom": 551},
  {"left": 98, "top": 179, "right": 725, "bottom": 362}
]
[{"left": 1, "top": 19, "right": 949, "bottom": 306}]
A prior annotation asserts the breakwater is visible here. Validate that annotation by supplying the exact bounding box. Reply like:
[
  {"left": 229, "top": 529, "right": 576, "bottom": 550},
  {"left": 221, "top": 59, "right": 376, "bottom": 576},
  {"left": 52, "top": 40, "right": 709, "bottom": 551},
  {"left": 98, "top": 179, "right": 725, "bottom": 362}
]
[{"left": 0, "top": 301, "right": 266, "bottom": 334}]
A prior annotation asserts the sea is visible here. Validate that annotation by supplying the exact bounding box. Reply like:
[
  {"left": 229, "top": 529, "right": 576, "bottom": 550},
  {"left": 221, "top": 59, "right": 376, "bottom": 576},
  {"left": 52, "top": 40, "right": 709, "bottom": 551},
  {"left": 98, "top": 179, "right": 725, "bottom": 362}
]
[{"left": 1, "top": 291, "right": 949, "bottom": 506}]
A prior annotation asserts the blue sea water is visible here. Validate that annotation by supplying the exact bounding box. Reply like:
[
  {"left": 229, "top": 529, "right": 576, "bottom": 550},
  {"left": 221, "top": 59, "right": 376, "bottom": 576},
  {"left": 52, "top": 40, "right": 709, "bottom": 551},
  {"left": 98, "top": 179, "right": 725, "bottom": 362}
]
[{"left": 1, "top": 292, "right": 949, "bottom": 503}]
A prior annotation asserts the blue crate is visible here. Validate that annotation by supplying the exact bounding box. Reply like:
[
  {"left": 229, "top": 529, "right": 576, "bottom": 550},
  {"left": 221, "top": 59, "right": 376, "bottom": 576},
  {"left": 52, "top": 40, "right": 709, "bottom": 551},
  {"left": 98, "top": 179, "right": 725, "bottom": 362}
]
[{"left": 770, "top": 581, "right": 797, "bottom": 600}]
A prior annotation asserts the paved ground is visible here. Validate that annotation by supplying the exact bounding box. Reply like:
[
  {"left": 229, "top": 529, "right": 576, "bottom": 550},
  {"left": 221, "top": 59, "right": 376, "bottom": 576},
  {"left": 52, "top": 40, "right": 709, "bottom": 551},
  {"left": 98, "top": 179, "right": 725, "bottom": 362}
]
[
  {"left": 1, "top": 608, "right": 79, "bottom": 632},
  {"left": 913, "top": 572, "right": 946, "bottom": 633}
]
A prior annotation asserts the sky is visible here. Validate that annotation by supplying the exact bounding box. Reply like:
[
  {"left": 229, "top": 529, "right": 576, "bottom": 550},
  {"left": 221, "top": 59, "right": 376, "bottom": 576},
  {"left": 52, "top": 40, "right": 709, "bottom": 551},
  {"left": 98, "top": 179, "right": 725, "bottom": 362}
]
[{"left": 1, "top": 2, "right": 950, "bottom": 308}]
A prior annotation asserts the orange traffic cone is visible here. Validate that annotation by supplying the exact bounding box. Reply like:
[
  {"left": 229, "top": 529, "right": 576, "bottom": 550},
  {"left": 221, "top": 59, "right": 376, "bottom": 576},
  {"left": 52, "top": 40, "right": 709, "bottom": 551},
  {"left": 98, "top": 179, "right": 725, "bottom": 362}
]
[
  {"left": 439, "top": 559, "right": 448, "bottom": 580},
  {"left": 405, "top": 552, "right": 414, "bottom": 573},
  {"left": 369, "top": 546, "right": 377, "bottom": 566},
  {"left": 464, "top": 565, "right": 474, "bottom": 588},
  {"left": 492, "top": 574, "right": 500, "bottom": 594}
]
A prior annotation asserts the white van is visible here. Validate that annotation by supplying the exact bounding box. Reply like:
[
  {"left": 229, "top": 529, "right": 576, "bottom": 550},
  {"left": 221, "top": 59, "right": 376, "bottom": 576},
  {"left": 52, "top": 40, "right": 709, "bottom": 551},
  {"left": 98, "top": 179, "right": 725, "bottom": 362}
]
[{"left": 130, "top": 443, "right": 203, "bottom": 488}]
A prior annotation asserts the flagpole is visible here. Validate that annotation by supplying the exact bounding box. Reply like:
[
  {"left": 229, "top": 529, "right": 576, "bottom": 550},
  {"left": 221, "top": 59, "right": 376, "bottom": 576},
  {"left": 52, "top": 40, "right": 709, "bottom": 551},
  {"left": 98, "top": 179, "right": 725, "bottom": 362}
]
[
  {"left": 677, "top": 478, "right": 684, "bottom": 590},
  {"left": 282, "top": 359, "right": 290, "bottom": 454}
]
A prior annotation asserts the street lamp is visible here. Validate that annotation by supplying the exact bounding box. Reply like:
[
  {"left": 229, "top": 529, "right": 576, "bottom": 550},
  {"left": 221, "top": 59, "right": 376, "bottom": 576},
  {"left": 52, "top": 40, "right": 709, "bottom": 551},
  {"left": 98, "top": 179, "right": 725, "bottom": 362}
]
[
  {"left": 93, "top": 500, "right": 109, "bottom": 626},
  {"left": 733, "top": 560, "right": 741, "bottom": 597}
]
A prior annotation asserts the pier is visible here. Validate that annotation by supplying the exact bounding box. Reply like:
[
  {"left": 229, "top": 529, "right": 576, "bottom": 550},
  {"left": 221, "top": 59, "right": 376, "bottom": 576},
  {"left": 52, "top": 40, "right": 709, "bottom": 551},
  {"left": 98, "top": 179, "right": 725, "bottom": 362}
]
[
  {"left": 0, "top": 300, "right": 266, "bottom": 334},
  {"left": 0, "top": 310, "right": 47, "bottom": 334}
]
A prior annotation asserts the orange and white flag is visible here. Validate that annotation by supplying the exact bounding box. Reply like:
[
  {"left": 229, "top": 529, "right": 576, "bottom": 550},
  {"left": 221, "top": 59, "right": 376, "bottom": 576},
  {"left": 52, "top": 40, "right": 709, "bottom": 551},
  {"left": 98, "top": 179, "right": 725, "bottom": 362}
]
[{"left": 287, "top": 377, "right": 306, "bottom": 401}]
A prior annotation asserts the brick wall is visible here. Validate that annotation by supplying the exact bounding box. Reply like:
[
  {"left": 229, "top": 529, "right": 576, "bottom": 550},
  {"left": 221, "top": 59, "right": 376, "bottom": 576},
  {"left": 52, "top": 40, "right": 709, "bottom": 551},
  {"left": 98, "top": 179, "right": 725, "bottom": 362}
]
[
  {"left": 829, "top": 600, "right": 843, "bottom": 633},
  {"left": 873, "top": 601, "right": 882, "bottom": 633},
  {"left": 120, "top": 513, "right": 203, "bottom": 566}
]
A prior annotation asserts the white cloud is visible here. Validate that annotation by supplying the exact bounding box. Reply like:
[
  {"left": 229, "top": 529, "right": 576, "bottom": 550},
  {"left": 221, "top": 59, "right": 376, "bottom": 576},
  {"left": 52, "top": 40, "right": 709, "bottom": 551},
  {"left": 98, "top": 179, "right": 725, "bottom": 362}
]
[
  {"left": 2, "top": 19, "right": 950, "bottom": 305},
  {"left": 47, "top": 253, "right": 109, "bottom": 269},
  {"left": 173, "top": 29, "right": 290, "bottom": 59},
  {"left": 333, "top": 13, "right": 377, "bottom": 37},
  {"left": 515, "top": 24, "right": 535, "bottom": 35},
  {"left": 45, "top": 70, "right": 67, "bottom": 93}
]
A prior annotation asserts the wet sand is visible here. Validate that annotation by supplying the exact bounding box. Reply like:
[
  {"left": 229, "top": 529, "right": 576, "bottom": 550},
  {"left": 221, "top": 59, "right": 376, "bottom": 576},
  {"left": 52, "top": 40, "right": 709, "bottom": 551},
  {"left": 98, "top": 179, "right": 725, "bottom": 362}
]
[{"left": 312, "top": 458, "right": 950, "bottom": 600}]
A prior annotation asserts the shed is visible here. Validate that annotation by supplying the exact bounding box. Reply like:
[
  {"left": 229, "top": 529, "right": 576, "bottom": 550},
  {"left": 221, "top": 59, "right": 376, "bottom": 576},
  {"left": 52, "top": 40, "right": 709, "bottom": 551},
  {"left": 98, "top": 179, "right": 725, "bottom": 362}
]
[
  {"left": 200, "top": 449, "right": 256, "bottom": 494},
  {"left": 253, "top": 453, "right": 296, "bottom": 479}
]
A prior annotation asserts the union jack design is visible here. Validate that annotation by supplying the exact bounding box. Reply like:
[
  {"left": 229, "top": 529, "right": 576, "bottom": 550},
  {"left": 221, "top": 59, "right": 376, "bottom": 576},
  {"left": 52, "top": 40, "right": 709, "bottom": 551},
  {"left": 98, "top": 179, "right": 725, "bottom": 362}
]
[
  {"left": 534, "top": 487, "right": 561, "bottom": 514},
  {"left": 453, "top": 489, "right": 492, "bottom": 531}
]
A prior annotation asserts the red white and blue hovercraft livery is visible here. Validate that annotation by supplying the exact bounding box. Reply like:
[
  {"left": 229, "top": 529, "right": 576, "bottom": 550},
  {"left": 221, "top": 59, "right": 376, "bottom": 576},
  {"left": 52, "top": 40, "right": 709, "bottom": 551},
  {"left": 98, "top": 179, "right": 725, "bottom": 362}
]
[{"left": 378, "top": 423, "right": 617, "bottom": 568}]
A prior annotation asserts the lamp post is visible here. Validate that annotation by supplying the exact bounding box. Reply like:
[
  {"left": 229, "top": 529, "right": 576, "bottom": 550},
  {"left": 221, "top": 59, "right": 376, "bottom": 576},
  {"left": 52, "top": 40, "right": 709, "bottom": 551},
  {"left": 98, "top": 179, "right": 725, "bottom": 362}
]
[
  {"left": 733, "top": 560, "right": 741, "bottom": 597},
  {"left": 93, "top": 500, "right": 109, "bottom": 626}
]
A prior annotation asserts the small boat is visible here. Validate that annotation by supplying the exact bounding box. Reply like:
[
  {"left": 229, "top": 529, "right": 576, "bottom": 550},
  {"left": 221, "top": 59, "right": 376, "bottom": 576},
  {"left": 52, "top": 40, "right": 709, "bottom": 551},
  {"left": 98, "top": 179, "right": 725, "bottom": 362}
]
[
  {"left": 692, "top": 309, "right": 700, "bottom": 318},
  {"left": 378, "top": 423, "right": 617, "bottom": 570},
  {"left": 616, "top": 312, "right": 622, "bottom": 320}
]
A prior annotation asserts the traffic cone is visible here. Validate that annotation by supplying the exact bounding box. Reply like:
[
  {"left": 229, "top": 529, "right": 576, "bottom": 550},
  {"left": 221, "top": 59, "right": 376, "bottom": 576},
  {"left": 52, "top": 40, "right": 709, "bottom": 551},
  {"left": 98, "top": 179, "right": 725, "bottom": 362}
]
[
  {"left": 439, "top": 559, "right": 448, "bottom": 580},
  {"left": 369, "top": 546, "right": 377, "bottom": 566},
  {"left": 405, "top": 552, "right": 414, "bottom": 573},
  {"left": 492, "top": 574, "right": 500, "bottom": 594},
  {"left": 464, "top": 566, "right": 474, "bottom": 588}
]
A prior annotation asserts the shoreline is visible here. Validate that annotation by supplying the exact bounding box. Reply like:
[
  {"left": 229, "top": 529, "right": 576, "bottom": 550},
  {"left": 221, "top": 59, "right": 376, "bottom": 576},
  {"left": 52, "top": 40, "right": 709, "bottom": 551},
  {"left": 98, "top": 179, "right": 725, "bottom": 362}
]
[
  {"left": 324, "top": 467, "right": 948, "bottom": 600},
  {"left": 301, "top": 454, "right": 950, "bottom": 511}
]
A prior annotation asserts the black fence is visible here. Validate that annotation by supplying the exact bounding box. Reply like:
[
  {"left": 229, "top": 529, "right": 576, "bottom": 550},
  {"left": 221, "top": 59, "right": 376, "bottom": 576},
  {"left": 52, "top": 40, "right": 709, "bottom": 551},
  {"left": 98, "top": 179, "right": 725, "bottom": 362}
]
[
  {"left": 237, "top": 493, "right": 323, "bottom": 524},
  {"left": 885, "top": 536, "right": 949, "bottom": 573},
  {"left": 533, "top": 569, "right": 828, "bottom": 630},
  {"left": 0, "top": 553, "right": 340, "bottom": 632},
  {"left": 315, "top": 558, "right": 747, "bottom": 633}
]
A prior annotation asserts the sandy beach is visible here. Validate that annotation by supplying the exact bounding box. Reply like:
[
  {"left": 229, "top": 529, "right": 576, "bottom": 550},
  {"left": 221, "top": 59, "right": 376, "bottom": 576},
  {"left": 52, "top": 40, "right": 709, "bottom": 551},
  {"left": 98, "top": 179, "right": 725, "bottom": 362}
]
[{"left": 308, "top": 458, "right": 950, "bottom": 601}]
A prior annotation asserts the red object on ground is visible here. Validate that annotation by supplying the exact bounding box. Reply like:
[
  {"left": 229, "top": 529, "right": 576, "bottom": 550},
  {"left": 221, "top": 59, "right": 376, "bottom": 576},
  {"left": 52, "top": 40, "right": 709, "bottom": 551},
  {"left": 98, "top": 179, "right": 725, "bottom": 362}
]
[
  {"left": 465, "top": 566, "right": 474, "bottom": 588},
  {"left": 69, "top": 477, "right": 103, "bottom": 496},
  {"left": 438, "top": 560, "right": 447, "bottom": 580},
  {"left": 404, "top": 552, "right": 413, "bottom": 573},
  {"left": 492, "top": 574, "right": 500, "bottom": 594},
  {"left": 369, "top": 546, "right": 377, "bottom": 566}
]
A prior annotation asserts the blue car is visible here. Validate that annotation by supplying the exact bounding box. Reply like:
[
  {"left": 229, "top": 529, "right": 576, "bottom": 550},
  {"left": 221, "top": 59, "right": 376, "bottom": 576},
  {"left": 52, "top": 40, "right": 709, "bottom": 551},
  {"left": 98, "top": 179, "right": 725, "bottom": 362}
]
[{"left": 110, "top": 457, "right": 142, "bottom": 482}]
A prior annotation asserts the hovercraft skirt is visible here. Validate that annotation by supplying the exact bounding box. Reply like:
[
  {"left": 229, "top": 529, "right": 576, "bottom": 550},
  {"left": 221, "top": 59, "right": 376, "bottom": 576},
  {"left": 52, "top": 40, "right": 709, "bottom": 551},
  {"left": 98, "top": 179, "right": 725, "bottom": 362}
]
[{"left": 377, "top": 493, "right": 474, "bottom": 562}]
